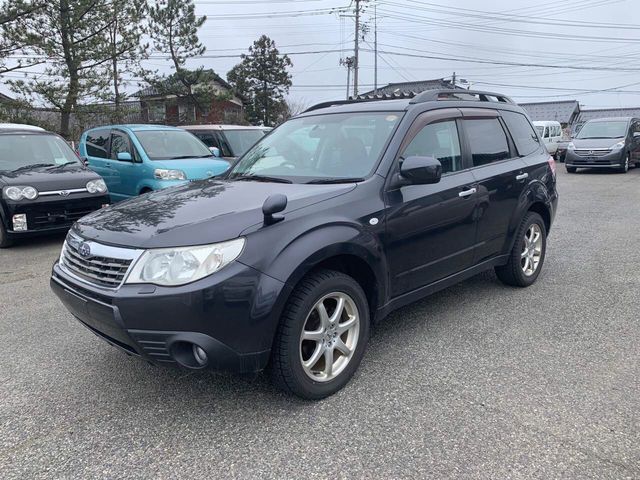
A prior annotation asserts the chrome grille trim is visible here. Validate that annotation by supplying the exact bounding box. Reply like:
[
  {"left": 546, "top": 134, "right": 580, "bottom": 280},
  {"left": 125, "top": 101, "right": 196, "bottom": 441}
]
[
  {"left": 39, "top": 188, "right": 88, "bottom": 197},
  {"left": 59, "top": 232, "right": 144, "bottom": 290},
  {"left": 574, "top": 149, "right": 611, "bottom": 157}
]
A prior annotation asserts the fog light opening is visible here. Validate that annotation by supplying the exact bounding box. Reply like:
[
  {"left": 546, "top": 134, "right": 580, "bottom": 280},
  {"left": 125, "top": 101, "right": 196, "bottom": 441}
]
[
  {"left": 193, "top": 345, "right": 208, "bottom": 366},
  {"left": 12, "top": 214, "right": 27, "bottom": 232}
]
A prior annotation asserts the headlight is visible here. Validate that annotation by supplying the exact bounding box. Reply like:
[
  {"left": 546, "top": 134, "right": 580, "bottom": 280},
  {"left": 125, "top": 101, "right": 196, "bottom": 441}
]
[
  {"left": 154, "top": 169, "right": 187, "bottom": 180},
  {"left": 125, "top": 238, "right": 245, "bottom": 286},
  {"left": 610, "top": 141, "right": 625, "bottom": 150},
  {"left": 86, "top": 179, "right": 107, "bottom": 194},
  {"left": 4, "top": 185, "right": 38, "bottom": 200},
  {"left": 567, "top": 142, "right": 575, "bottom": 150}
]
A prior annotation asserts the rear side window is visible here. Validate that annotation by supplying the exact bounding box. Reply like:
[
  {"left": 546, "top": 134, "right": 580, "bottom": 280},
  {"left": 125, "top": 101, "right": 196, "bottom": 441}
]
[
  {"left": 403, "top": 120, "right": 463, "bottom": 174},
  {"left": 464, "top": 118, "right": 510, "bottom": 167},
  {"left": 86, "top": 129, "right": 110, "bottom": 158},
  {"left": 501, "top": 111, "right": 541, "bottom": 156}
]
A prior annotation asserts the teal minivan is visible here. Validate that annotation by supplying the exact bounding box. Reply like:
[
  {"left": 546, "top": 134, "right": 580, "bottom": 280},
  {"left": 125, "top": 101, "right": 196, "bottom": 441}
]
[{"left": 78, "top": 125, "right": 230, "bottom": 202}]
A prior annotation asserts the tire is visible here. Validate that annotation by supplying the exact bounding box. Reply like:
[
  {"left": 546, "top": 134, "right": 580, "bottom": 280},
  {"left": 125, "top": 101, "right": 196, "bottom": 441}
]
[
  {"left": 495, "top": 212, "right": 547, "bottom": 288},
  {"left": 269, "top": 269, "right": 370, "bottom": 400},
  {"left": 0, "top": 222, "right": 13, "bottom": 248},
  {"left": 566, "top": 166, "right": 577, "bottom": 173},
  {"left": 617, "top": 153, "right": 630, "bottom": 173}
]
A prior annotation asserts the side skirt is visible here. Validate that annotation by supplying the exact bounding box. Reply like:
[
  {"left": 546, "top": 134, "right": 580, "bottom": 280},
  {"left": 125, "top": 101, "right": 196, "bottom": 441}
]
[{"left": 374, "top": 254, "right": 509, "bottom": 322}]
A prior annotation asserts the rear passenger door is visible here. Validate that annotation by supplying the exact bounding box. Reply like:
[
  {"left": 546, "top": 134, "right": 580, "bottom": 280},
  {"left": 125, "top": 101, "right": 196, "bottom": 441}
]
[
  {"left": 460, "top": 109, "right": 528, "bottom": 263},
  {"left": 385, "top": 109, "right": 479, "bottom": 296}
]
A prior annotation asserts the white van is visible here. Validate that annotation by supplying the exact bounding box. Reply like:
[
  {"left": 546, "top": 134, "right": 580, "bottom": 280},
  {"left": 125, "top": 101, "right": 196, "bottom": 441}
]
[{"left": 533, "top": 121, "right": 562, "bottom": 155}]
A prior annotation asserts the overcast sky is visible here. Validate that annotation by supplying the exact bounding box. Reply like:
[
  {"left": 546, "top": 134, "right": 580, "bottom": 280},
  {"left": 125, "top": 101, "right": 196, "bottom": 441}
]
[{"left": 4, "top": 0, "right": 640, "bottom": 110}]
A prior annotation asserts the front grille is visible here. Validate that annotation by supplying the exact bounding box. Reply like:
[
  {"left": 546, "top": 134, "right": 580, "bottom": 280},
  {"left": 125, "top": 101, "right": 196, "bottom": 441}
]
[
  {"left": 574, "top": 149, "right": 611, "bottom": 157},
  {"left": 31, "top": 205, "right": 98, "bottom": 228},
  {"left": 61, "top": 234, "right": 142, "bottom": 289}
]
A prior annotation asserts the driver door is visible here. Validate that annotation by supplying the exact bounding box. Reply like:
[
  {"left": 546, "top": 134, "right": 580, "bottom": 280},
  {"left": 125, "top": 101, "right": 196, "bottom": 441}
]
[{"left": 384, "top": 109, "right": 479, "bottom": 296}]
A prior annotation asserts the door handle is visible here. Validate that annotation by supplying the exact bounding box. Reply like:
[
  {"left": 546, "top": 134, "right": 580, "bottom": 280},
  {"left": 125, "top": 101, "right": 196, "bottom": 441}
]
[
  {"left": 458, "top": 187, "right": 477, "bottom": 198},
  {"left": 516, "top": 173, "right": 529, "bottom": 181}
]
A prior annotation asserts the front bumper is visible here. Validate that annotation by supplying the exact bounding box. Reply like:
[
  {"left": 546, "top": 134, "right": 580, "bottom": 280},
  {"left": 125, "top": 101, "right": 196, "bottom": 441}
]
[
  {"left": 50, "top": 259, "right": 289, "bottom": 373},
  {"left": 3, "top": 194, "right": 109, "bottom": 236},
  {"left": 565, "top": 149, "right": 625, "bottom": 168}
]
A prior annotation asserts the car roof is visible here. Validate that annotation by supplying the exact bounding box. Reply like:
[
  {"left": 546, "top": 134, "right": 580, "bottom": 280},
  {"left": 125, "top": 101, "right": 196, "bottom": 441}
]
[
  {"left": 180, "top": 124, "right": 266, "bottom": 131},
  {"left": 0, "top": 128, "right": 54, "bottom": 136},
  {"left": 584, "top": 117, "right": 634, "bottom": 122},
  {"left": 0, "top": 123, "right": 45, "bottom": 131},
  {"left": 86, "top": 124, "right": 184, "bottom": 133}
]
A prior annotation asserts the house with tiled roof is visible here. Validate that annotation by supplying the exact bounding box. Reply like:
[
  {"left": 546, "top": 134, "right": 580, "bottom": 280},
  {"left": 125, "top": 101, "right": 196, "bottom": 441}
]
[{"left": 358, "top": 78, "right": 460, "bottom": 98}]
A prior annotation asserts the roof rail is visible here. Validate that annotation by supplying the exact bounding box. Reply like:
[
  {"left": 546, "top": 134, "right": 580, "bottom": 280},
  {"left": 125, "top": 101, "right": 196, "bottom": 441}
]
[
  {"left": 410, "top": 89, "right": 515, "bottom": 105},
  {"left": 303, "top": 92, "right": 416, "bottom": 113}
]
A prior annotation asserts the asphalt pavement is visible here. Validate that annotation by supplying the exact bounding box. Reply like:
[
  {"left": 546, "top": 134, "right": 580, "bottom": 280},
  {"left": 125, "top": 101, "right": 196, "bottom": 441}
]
[{"left": 1, "top": 166, "right": 639, "bottom": 479}]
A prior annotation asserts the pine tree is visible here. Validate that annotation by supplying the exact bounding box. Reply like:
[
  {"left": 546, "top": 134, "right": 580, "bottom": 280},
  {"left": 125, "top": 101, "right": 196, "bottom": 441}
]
[
  {"left": 227, "top": 35, "right": 293, "bottom": 127},
  {"left": 144, "top": 0, "right": 224, "bottom": 117},
  {"left": 0, "top": 0, "right": 44, "bottom": 74},
  {"left": 3, "top": 0, "right": 134, "bottom": 137}
]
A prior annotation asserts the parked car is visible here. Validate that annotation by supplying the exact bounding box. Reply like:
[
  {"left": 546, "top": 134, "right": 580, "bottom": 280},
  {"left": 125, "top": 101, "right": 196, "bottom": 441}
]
[
  {"left": 51, "top": 89, "right": 557, "bottom": 399},
  {"left": 79, "top": 125, "right": 231, "bottom": 202},
  {"left": 0, "top": 126, "right": 109, "bottom": 247},
  {"left": 565, "top": 117, "right": 640, "bottom": 173},
  {"left": 182, "top": 125, "right": 267, "bottom": 161},
  {"left": 555, "top": 136, "right": 571, "bottom": 163},
  {"left": 0, "top": 123, "right": 45, "bottom": 131},
  {"left": 533, "top": 121, "right": 562, "bottom": 156}
]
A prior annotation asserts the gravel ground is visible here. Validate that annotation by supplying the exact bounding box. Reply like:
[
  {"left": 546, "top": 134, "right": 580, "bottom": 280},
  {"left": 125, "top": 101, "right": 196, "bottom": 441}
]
[{"left": 1, "top": 166, "right": 639, "bottom": 479}]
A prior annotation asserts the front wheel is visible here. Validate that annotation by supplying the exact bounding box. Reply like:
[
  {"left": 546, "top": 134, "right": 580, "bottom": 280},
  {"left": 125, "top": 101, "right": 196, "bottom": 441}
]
[
  {"left": 495, "top": 212, "right": 547, "bottom": 288},
  {"left": 269, "top": 269, "right": 370, "bottom": 400},
  {"left": 618, "top": 153, "right": 630, "bottom": 173}
]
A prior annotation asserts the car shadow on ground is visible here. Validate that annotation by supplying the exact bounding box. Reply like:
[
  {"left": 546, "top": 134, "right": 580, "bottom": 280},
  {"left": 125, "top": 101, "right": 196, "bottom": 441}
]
[{"left": 3, "top": 231, "right": 66, "bottom": 251}]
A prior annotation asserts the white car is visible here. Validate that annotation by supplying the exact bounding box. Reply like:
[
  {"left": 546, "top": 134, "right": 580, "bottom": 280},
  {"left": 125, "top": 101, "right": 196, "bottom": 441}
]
[
  {"left": 533, "top": 121, "right": 562, "bottom": 155},
  {"left": 0, "top": 123, "right": 45, "bottom": 131}
]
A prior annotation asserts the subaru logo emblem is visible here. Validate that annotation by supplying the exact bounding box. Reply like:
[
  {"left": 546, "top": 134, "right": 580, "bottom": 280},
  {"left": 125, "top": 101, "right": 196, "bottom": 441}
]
[
  {"left": 59, "top": 190, "right": 70, "bottom": 197},
  {"left": 78, "top": 242, "right": 91, "bottom": 257}
]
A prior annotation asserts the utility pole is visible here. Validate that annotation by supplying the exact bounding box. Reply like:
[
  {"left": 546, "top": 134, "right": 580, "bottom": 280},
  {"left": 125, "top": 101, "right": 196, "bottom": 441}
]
[
  {"left": 373, "top": 3, "right": 378, "bottom": 95},
  {"left": 340, "top": 56, "right": 355, "bottom": 100},
  {"left": 452, "top": 72, "right": 456, "bottom": 88},
  {"left": 354, "top": 0, "right": 361, "bottom": 97}
]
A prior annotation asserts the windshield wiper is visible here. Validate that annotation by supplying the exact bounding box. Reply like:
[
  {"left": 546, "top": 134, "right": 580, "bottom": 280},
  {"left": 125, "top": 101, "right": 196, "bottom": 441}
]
[
  {"left": 11, "top": 163, "right": 55, "bottom": 172},
  {"left": 307, "top": 177, "right": 365, "bottom": 184},
  {"left": 167, "top": 155, "right": 201, "bottom": 160},
  {"left": 48, "top": 162, "right": 78, "bottom": 169},
  {"left": 232, "top": 174, "right": 292, "bottom": 184}
]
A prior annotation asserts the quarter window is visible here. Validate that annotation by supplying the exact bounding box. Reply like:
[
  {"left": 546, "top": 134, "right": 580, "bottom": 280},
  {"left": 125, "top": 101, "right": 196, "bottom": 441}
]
[
  {"left": 501, "top": 111, "right": 541, "bottom": 157},
  {"left": 402, "top": 120, "right": 463, "bottom": 174},
  {"left": 86, "top": 129, "right": 110, "bottom": 159},
  {"left": 464, "top": 118, "right": 511, "bottom": 167}
]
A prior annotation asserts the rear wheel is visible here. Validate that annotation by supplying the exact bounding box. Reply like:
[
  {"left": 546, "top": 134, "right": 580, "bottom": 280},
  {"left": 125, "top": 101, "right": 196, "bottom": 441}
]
[
  {"left": 566, "top": 166, "right": 577, "bottom": 173},
  {"left": 495, "top": 212, "right": 547, "bottom": 288},
  {"left": 0, "top": 222, "right": 13, "bottom": 248},
  {"left": 269, "top": 269, "right": 370, "bottom": 400}
]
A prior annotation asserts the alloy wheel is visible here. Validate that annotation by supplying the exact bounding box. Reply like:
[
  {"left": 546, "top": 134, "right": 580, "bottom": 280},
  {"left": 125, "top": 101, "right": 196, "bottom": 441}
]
[
  {"left": 299, "top": 292, "right": 360, "bottom": 382},
  {"left": 521, "top": 223, "right": 543, "bottom": 276}
]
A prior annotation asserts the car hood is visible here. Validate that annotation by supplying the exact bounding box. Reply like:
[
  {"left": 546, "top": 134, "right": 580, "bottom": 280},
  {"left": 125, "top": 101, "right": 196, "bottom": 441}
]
[
  {"left": 571, "top": 137, "right": 624, "bottom": 149},
  {"left": 73, "top": 179, "right": 356, "bottom": 248},
  {"left": 0, "top": 164, "right": 101, "bottom": 189},
  {"left": 153, "top": 158, "right": 230, "bottom": 178}
]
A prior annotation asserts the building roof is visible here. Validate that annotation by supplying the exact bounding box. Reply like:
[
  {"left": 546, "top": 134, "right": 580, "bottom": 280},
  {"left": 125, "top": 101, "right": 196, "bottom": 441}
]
[
  {"left": 135, "top": 70, "right": 233, "bottom": 98},
  {"left": 359, "top": 79, "right": 459, "bottom": 97},
  {"left": 576, "top": 108, "right": 640, "bottom": 123},
  {"left": 519, "top": 100, "right": 580, "bottom": 124}
]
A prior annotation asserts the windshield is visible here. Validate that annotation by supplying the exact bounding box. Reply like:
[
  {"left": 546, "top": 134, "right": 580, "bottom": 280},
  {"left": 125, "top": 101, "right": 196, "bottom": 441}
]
[
  {"left": 229, "top": 112, "right": 402, "bottom": 183},
  {"left": 576, "top": 120, "right": 628, "bottom": 139},
  {"left": 135, "top": 130, "right": 213, "bottom": 160},
  {"left": 0, "top": 134, "right": 80, "bottom": 171},
  {"left": 222, "top": 129, "right": 265, "bottom": 157}
]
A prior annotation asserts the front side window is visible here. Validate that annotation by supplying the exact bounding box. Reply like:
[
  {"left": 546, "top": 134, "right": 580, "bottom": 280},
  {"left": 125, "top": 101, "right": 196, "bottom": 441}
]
[
  {"left": 134, "top": 130, "right": 213, "bottom": 160},
  {"left": 86, "top": 129, "right": 110, "bottom": 159},
  {"left": 464, "top": 118, "right": 511, "bottom": 167},
  {"left": 229, "top": 112, "right": 402, "bottom": 183},
  {"left": 110, "top": 133, "right": 133, "bottom": 160},
  {"left": 576, "top": 120, "right": 629, "bottom": 139},
  {"left": 501, "top": 111, "right": 541, "bottom": 157},
  {"left": 402, "top": 120, "right": 462, "bottom": 174},
  {"left": 0, "top": 134, "right": 80, "bottom": 171}
]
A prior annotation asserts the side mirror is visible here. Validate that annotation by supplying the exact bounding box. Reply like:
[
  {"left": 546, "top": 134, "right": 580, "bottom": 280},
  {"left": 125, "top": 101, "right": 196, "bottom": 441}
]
[
  {"left": 209, "top": 146, "right": 221, "bottom": 157},
  {"left": 262, "top": 193, "right": 287, "bottom": 225},
  {"left": 633, "top": 132, "right": 640, "bottom": 138},
  {"left": 79, "top": 156, "right": 89, "bottom": 167},
  {"left": 400, "top": 156, "right": 442, "bottom": 185},
  {"left": 117, "top": 152, "right": 133, "bottom": 162}
]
